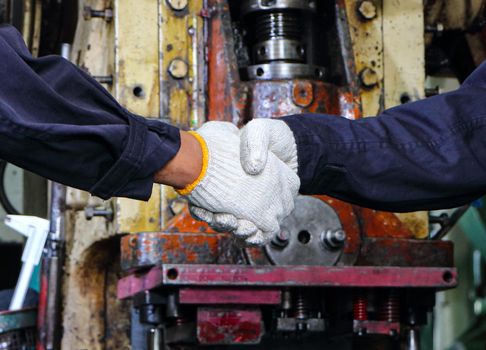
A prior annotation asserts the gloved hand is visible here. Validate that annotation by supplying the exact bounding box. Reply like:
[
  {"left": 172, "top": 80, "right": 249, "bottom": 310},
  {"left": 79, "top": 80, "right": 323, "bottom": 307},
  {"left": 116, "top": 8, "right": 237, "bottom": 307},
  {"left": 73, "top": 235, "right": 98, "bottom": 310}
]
[
  {"left": 177, "top": 121, "right": 300, "bottom": 246},
  {"left": 240, "top": 118, "right": 298, "bottom": 176}
]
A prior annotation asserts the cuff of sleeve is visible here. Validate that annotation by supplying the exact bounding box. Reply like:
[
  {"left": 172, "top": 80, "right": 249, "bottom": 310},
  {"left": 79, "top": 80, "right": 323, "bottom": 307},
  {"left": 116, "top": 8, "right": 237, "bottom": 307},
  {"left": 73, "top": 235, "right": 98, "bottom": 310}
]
[
  {"left": 281, "top": 115, "right": 347, "bottom": 195},
  {"left": 281, "top": 115, "right": 321, "bottom": 193},
  {"left": 89, "top": 114, "right": 181, "bottom": 200}
]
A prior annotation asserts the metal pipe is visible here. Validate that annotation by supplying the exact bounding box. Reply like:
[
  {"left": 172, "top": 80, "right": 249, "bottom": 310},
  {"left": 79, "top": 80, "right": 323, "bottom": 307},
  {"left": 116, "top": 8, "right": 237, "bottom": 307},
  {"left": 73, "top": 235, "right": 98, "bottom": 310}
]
[
  {"left": 37, "top": 45, "right": 70, "bottom": 350},
  {"left": 38, "top": 184, "right": 66, "bottom": 350}
]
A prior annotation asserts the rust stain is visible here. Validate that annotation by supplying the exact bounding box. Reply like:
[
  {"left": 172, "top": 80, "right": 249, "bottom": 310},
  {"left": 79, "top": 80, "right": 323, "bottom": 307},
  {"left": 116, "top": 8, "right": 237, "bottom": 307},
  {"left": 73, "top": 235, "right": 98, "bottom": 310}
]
[
  {"left": 165, "top": 206, "right": 215, "bottom": 233},
  {"left": 358, "top": 208, "right": 415, "bottom": 239},
  {"left": 292, "top": 81, "right": 314, "bottom": 107}
]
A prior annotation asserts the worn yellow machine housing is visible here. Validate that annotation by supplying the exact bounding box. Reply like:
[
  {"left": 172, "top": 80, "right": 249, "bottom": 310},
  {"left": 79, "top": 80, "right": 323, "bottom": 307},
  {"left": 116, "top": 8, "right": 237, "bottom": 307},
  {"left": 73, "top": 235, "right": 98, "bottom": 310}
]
[{"left": 61, "top": 0, "right": 207, "bottom": 348}]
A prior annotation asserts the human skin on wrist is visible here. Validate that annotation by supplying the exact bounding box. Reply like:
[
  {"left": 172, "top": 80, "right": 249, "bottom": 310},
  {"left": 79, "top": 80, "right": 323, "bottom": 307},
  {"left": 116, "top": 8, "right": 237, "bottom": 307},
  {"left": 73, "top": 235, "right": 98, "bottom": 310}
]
[{"left": 153, "top": 130, "right": 203, "bottom": 189}]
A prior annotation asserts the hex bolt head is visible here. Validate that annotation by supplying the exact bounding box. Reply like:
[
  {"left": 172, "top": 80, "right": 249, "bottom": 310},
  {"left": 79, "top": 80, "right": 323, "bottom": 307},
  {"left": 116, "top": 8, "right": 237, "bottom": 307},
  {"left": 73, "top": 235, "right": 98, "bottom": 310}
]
[
  {"left": 84, "top": 206, "right": 114, "bottom": 222},
  {"left": 358, "top": 1, "right": 377, "bottom": 21},
  {"left": 167, "top": 0, "right": 188, "bottom": 11},
  {"left": 321, "top": 229, "right": 346, "bottom": 250},
  {"left": 83, "top": 6, "right": 113, "bottom": 21},
  {"left": 168, "top": 58, "right": 189, "bottom": 79},
  {"left": 359, "top": 67, "right": 379, "bottom": 88},
  {"left": 272, "top": 229, "right": 290, "bottom": 248}
]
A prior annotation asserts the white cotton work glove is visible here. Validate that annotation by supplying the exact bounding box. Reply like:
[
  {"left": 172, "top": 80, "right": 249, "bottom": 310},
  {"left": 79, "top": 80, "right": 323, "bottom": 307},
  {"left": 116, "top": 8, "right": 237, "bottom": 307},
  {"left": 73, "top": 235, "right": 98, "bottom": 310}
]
[
  {"left": 177, "top": 121, "right": 300, "bottom": 246},
  {"left": 240, "top": 118, "right": 298, "bottom": 176}
]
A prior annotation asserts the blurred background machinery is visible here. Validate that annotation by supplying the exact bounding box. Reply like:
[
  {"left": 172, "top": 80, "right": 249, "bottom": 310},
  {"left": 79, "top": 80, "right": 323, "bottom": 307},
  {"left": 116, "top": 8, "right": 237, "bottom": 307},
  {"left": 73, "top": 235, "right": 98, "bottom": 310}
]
[{"left": 2, "top": 0, "right": 486, "bottom": 349}]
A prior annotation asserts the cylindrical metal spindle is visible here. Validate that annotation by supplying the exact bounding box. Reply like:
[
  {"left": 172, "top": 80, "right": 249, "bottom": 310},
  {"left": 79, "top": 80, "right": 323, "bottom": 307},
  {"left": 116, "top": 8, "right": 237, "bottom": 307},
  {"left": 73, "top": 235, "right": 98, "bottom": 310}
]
[{"left": 253, "top": 11, "right": 302, "bottom": 42}]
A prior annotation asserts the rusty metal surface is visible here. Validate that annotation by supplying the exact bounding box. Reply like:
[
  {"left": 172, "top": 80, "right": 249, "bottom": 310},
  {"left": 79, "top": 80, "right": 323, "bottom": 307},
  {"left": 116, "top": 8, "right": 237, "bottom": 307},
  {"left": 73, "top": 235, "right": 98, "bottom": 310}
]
[
  {"left": 203, "top": 0, "right": 428, "bottom": 265},
  {"left": 120, "top": 232, "right": 232, "bottom": 271},
  {"left": 197, "top": 307, "right": 263, "bottom": 345},
  {"left": 117, "top": 264, "right": 458, "bottom": 299},
  {"left": 245, "top": 81, "right": 360, "bottom": 120},
  {"left": 164, "top": 205, "right": 215, "bottom": 233},
  {"left": 344, "top": 0, "right": 383, "bottom": 117},
  {"left": 207, "top": 0, "right": 244, "bottom": 124},
  {"left": 357, "top": 238, "right": 454, "bottom": 267},
  {"left": 179, "top": 288, "right": 281, "bottom": 305},
  {"left": 358, "top": 208, "right": 415, "bottom": 239}
]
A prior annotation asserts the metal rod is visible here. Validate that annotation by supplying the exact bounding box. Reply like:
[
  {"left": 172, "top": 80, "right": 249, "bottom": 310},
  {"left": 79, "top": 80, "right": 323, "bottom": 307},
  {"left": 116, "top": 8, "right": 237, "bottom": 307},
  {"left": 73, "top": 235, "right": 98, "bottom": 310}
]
[{"left": 37, "top": 44, "right": 70, "bottom": 350}]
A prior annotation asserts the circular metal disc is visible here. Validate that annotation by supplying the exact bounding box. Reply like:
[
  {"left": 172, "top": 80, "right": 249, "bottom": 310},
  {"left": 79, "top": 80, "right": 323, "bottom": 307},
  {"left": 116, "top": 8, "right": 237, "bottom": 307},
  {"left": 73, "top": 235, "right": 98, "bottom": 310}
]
[{"left": 265, "top": 196, "right": 344, "bottom": 266}]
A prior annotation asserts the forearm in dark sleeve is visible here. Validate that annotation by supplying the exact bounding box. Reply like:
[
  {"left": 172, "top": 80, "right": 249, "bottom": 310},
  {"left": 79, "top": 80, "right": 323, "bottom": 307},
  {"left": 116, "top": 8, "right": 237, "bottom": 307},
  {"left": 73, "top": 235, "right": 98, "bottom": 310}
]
[
  {"left": 0, "top": 25, "right": 180, "bottom": 200},
  {"left": 282, "top": 64, "right": 486, "bottom": 212}
]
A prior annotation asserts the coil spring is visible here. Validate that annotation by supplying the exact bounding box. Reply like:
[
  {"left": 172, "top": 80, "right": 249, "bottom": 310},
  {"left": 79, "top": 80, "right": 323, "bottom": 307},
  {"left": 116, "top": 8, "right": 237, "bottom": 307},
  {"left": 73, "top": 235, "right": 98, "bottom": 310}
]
[
  {"left": 294, "top": 291, "right": 309, "bottom": 320},
  {"left": 353, "top": 295, "right": 368, "bottom": 321},
  {"left": 253, "top": 11, "right": 302, "bottom": 42},
  {"left": 379, "top": 290, "right": 400, "bottom": 323}
]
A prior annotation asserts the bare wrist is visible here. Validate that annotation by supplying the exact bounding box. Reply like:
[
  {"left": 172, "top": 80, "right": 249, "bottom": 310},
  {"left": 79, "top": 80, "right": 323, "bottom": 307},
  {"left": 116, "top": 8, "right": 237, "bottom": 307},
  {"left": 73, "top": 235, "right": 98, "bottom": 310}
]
[{"left": 154, "top": 130, "right": 203, "bottom": 189}]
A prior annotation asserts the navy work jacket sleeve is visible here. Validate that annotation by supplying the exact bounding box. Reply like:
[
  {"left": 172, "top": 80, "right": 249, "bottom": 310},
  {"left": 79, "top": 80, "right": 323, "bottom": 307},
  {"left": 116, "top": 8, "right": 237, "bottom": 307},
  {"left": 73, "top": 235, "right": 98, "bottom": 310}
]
[
  {"left": 283, "top": 61, "right": 486, "bottom": 212},
  {"left": 0, "top": 25, "right": 181, "bottom": 200}
]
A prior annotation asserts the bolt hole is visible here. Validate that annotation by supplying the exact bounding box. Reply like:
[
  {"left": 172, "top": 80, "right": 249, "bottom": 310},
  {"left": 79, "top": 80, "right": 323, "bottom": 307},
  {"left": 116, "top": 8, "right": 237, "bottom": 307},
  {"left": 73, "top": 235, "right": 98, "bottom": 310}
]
[
  {"left": 298, "top": 230, "right": 311, "bottom": 244},
  {"left": 167, "top": 268, "right": 179, "bottom": 280},
  {"left": 133, "top": 85, "right": 145, "bottom": 98},
  {"left": 258, "top": 47, "right": 267, "bottom": 56},
  {"left": 442, "top": 271, "right": 453, "bottom": 283},
  {"left": 256, "top": 67, "right": 265, "bottom": 77},
  {"left": 400, "top": 93, "right": 411, "bottom": 104}
]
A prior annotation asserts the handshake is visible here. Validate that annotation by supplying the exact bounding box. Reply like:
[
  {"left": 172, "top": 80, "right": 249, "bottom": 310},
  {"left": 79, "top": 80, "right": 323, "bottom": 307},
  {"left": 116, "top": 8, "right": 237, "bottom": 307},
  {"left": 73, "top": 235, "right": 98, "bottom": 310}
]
[{"left": 178, "top": 119, "right": 300, "bottom": 246}]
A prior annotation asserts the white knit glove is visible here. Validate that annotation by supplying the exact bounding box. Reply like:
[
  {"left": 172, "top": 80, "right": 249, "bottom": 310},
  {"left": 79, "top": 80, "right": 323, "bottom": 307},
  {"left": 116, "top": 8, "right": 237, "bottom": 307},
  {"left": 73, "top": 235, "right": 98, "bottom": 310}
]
[
  {"left": 178, "top": 121, "right": 300, "bottom": 246},
  {"left": 240, "top": 118, "right": 298, "bottom": 175}
]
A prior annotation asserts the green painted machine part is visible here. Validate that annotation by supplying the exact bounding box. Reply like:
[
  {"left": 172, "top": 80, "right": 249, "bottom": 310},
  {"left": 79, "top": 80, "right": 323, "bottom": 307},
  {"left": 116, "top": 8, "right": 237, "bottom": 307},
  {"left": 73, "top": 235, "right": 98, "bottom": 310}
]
[{"left": 0, "top": 308, "right": 37, "bottom": 350}]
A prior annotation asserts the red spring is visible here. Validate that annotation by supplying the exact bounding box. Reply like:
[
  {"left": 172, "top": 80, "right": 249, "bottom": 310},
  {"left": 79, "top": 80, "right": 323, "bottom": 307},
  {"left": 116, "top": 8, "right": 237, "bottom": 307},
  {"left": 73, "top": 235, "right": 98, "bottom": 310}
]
[
  {"left": 354, "top": 295, "right": 368, "bottom": 321},
  {"left": 379, "top": 291, "right": 400, "bottom": 323}
]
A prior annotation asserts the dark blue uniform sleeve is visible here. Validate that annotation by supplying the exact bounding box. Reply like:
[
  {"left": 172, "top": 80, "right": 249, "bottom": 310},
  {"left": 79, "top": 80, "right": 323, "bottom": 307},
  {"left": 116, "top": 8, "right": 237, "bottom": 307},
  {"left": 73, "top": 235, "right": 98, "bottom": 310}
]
[
  {"left": 0, "top": 25, "right": 180, "bottom": 200},
  {"left": 283, "top": 62, "right": 486, "bottom": 212}
]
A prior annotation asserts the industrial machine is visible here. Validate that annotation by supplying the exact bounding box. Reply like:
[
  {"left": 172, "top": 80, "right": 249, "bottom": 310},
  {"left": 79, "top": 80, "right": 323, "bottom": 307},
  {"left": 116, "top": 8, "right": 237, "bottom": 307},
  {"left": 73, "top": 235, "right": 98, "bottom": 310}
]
[
  {"left": 112, "top": 1, "right": 468, "bottom": 349},
  {"left": 3, "top": 0, "right": 486, "bottom": 349}
]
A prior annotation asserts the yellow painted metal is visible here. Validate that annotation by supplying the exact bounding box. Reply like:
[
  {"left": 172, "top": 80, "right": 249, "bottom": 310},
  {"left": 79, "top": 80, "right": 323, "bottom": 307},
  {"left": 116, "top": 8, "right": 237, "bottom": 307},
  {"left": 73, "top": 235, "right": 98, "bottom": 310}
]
[
  {"left": 72, "top": 0, "right": 114, "bottom": 80},
  {"left": 20, "top": 0, "right": 41, "bottom": 56},
  {"left": 61, "top": 2, "right": 128, "bottom": 348},
  {"left": 382, "top": 0, "right": 428, "bottom": 239},
  {"left": 112, "top": 0, "right": 205, "bottom": 232},
  {"left": 383, "top": 0, "right": 425, "bottom": 106},
  {"left": 157, "top": 0, "right": 206, "bottom": 226},
  {"left": 344, "top": 0, "right": 383, "bottom": 117},
  {"left": 30, "top": 0, "right": 42, "bottom": 57},
  {"left": 346, "top": 0, "right": 428, "bottom": 238},
  {"left": 159, "top": 0, "right": 205, "bottom": 129},
  {"left": 114, "top": 0, "right": 159, "bottom": 115},
  {"left": 113, "top": 0, "right": 162, "bottom": 232},
  {"left": 21, "top": 0, "right": 33, "bottom": 46}
]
